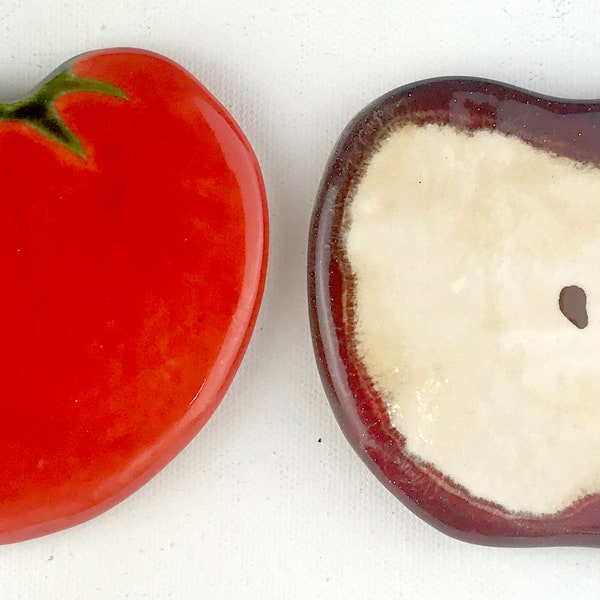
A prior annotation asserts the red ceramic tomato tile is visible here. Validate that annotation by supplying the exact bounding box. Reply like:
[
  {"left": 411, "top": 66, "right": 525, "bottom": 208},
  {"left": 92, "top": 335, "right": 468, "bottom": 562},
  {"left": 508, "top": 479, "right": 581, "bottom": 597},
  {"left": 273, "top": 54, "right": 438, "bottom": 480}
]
[
  {"left": 0, "top": 48, "right": 267, "bottom": 543},
  {"left": 309, "top": 77, "right": 600, "bottom": 547}
]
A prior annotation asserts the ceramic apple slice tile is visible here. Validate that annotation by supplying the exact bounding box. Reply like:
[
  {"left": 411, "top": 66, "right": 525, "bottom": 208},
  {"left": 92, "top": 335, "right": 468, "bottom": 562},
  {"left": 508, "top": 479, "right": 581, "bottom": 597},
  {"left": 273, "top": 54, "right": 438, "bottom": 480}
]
[
  {"left": 308, "top": 78, "right": 600, "bottom": 546},
  {"left": 0, "top": 48, "right": 267, "bottom": 543}
]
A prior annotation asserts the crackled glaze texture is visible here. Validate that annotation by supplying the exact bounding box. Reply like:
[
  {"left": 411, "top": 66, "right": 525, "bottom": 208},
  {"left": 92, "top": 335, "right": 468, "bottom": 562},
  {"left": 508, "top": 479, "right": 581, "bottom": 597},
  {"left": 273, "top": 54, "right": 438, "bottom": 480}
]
[
  {"left": 308, "top": 77, "right": 600, "bottom": 546},
  {"left": 0, "top": 49, "right": 267, "bottom": 543}
]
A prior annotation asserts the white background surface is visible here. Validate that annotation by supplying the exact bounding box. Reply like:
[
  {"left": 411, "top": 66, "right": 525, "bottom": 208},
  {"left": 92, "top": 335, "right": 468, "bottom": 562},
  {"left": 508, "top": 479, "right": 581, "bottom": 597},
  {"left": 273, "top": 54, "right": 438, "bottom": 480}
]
[{"left": 1, "top": 1, "right": 599, "bottom": 598}]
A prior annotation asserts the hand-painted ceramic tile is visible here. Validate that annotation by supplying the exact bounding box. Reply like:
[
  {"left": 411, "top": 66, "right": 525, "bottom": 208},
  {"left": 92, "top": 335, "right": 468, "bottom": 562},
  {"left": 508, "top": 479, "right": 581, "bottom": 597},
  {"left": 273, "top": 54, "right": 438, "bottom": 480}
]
[
  {"left": 0, "top": 48, "right": 267, "bottom": 543},
  {"left": 308, "top": 77, "right": 600, "bottom": 547}
]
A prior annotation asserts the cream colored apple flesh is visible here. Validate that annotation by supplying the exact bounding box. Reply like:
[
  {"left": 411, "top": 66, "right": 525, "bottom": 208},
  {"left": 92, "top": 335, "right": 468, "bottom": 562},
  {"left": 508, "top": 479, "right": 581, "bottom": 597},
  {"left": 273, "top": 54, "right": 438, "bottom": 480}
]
[{"left": 345, "top": 123, "right": 600, "bottom": 516}]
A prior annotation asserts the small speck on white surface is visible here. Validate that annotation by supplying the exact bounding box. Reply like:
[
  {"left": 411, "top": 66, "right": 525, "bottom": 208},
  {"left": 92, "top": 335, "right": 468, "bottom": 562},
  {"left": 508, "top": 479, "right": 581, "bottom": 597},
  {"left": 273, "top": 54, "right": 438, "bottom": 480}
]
[{"left": 1, "top": 1, "right": 600, "bottom": 599}]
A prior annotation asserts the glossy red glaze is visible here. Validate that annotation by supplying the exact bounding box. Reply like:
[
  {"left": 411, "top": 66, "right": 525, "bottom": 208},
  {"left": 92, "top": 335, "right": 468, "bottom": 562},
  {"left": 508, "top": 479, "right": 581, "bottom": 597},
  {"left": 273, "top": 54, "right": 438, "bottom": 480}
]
[
  {"left": 308, "top": 78, "right": 600, "bottom": 546},
  {"left": 0, "top": 49, "right": 267, "bottom": 543}
]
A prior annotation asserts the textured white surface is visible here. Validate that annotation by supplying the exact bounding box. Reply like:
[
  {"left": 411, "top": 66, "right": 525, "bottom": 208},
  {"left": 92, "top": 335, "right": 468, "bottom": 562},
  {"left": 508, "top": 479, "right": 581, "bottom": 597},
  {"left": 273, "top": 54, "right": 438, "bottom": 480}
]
[{"left": 1, "top": 0, "right": 600, "bottom": 597}]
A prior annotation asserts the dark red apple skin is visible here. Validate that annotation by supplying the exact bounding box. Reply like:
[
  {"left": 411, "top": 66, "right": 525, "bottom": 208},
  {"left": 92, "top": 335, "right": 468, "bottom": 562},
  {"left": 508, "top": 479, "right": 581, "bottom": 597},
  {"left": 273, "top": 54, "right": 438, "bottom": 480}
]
[{"left": 308, "top": 77, "right": 600, "bottom": 547}]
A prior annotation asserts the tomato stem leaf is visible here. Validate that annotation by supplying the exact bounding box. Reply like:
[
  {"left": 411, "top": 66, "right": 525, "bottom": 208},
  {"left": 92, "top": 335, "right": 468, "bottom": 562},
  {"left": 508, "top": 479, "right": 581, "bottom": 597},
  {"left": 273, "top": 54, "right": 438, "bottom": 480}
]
[{"left": 0, "top": 69, "right": 127, "bottom": 158}]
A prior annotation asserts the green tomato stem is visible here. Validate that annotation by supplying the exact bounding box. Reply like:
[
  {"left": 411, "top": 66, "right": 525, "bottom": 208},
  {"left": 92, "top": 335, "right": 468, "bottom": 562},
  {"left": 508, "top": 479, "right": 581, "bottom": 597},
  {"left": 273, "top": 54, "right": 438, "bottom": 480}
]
[{"left": 0, "top": 69, "right": 127, "bottom": 158}]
